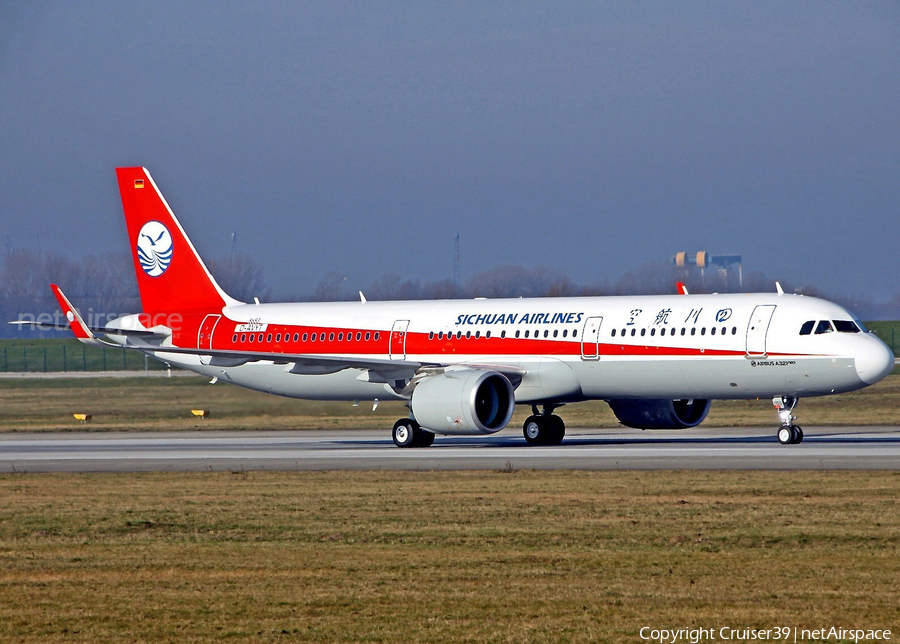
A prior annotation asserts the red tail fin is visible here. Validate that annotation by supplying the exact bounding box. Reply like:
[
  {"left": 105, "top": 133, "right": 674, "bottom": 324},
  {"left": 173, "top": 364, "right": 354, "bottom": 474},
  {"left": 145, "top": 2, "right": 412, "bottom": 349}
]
[{"left": 116, "top": 167, "right": 238, "bottom": 315}]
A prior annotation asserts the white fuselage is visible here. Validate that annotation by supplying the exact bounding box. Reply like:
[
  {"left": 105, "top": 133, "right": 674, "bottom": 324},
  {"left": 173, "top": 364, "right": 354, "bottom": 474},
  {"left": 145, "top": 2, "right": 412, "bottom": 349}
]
[{"left": 139, "top": 292, "right": 893, "bottom": 405}]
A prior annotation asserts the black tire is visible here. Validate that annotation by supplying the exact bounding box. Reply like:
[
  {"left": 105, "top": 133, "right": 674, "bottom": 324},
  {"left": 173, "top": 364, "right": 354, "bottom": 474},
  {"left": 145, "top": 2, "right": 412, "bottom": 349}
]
[
  {"left": 792, "top": 426, "right": 804, "bottom": 444},
  {"left": 546, "top": 415, "right": 566, "bottom": 446},
  {"left": 523, "top": 415, "right": 545, "bottom": 445},
  {"left": 392, "top": 419, "right": 418, "bottom": 448},
  {"left": 415, "top": 430, "right": 435, "bottom": 448}
]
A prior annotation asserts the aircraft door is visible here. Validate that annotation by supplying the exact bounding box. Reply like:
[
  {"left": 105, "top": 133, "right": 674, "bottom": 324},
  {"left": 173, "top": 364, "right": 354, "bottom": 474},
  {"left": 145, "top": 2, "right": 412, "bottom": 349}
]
[
  {"left": 390, "top": 320, "right": 409, "bottom": 360},
  {"left": 746, "top": 305, "right": 776, "bottom": 357},
  {"left": 581, "top": 316, "right": 603, "bottom": 360},
  {"left": 198, "top": 314, "right": 221, "bottom": 350}
]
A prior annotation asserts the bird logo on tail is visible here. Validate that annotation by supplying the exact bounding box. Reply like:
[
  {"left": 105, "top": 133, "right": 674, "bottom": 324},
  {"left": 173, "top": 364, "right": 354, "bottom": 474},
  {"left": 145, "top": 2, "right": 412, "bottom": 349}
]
[{"left": 136, "top": 221, "right": 174, "bottom": 277}]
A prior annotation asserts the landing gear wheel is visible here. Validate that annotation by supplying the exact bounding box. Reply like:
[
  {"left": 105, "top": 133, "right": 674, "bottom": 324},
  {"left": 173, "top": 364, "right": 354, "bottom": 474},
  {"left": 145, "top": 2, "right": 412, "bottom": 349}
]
[
  {"left": 523, "top": 415, "right": 546, "bottom": 445},
  {"left": 523, "top": 415, "right": 565, "bottom": 446},
  {"left": 393, "top": 419, "right": 435, "bottom": 448},
  {"left": 393, "top": 419, "right": 417, "bottom": 448},
  {"left": 546, "top": 415, "right": 566, "bottom": 446},
  {"left": 792, "top": 426, "right": 804, "bottom": 444},
  {"left": 777, "top": 425, "right": 793, "bottom": 445}
]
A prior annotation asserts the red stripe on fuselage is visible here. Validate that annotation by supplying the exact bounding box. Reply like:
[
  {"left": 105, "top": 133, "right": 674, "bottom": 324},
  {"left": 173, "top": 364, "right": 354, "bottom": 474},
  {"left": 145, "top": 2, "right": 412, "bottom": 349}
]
[{"left": 200, "top": 321, "right": 798, "bottom": 359}]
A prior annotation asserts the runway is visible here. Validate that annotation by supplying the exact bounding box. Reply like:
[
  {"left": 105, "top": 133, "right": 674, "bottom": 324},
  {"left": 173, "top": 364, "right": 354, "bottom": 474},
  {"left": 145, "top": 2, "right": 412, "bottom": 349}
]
[{"left": 1, "top": 426, "right": 899, "bottom": 472}]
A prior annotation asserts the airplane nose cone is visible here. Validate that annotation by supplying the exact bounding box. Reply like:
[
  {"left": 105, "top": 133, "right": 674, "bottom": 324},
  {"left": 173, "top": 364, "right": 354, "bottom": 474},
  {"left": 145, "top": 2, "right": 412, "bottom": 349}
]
[{"left": 856, "top": 336, "right": 895, "bottom": 385}]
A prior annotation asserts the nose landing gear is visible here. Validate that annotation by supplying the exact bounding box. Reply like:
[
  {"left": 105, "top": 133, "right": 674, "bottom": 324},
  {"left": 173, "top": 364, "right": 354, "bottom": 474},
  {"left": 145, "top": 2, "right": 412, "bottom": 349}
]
[{"left": 773, "top": 396, "right": 804, "bottom": 445}]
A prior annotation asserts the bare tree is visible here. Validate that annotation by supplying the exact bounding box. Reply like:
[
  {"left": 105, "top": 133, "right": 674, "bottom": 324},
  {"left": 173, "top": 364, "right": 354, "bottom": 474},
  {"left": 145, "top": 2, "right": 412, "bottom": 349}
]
[{"left": 209, "top": 253, "right": 271, "bottom": 303}]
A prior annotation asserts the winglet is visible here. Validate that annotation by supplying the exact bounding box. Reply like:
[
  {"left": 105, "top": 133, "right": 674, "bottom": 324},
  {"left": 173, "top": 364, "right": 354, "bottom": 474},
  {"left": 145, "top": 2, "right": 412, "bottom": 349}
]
[
  {"left": 676, "top": 282, "right": 689, "bottom": 295},
  {"left": 50, "top": 284, "right": 97, "bottom": 342}
]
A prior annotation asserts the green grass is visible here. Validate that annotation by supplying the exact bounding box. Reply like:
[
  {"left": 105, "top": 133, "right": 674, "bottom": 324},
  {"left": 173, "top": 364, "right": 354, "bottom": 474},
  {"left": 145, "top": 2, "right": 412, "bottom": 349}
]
[{"left": 0, "top": 470, "right": 897, "bottom": 642}]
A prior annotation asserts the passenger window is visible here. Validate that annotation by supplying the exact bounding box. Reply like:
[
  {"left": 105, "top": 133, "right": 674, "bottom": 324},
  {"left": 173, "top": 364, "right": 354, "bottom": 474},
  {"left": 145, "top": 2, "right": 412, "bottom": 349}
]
[
  {"left": 640, "top": 328, "right": 646, "bottom": 337},
  {"left": 249, "top": 334, "right": 254, "bottom": 343},
  {"left": 799, "top": 321, "right": 815, "bottom": 335},
  {"left": 631, "top": 329, "right": 636, "bottom": 337},
  {"left": 524, "top": 330, "right": 530, "bottom": 338},
  {"left": 573, "top": 330, "right": 577, "bottom": 338},
  {"left": 293, "top": 333, "right": 299, "bottom": 342},
  {"left": 258, "top": 333, "right": 264, "bottom": 342},
  {"left": 475, "top": 331, "right": 480, "bottom": 338},
  {"left": 275, "top": 333, "right": 281, "bottom": 342},
  {"left": 681, "top": 328, "right": 686, "bottom": 336},
  {"left": 302, "top": 333, "right": 308, "bottom": 342},
  {"left": 700, "top": 328, "right": 706, "bottom": 335},
  {"left": 543, "top": 330, "right": 549, "bottom": 338},
  {"left": 691, "top": 328, "right": 696, "bottom": 336},
  {"left": 329, "top": 332, "right": 335, "bottom": 341},
  {"left": 486, "top": 331, "right": 491, "bottom": 339},
  {"left": 456, "top": 331, "right": 461, "bottom": 339},
  {"left": 232, "top": 334, "right": 237, "bottom": 343},
  {"left": 356, "top": 332, "right": 361, "bottom": 341},
  {"left": 553, "top": 330, "right": 558, "bottom": 338},
  {"left": 515, "top": 330, "right": 520, "bottom": 338},
  {"left": 374, "top": 332, "right": 380, "bottom": 341},
  {"left": 562, "top": 329, "right": 567, "bottom": 338},
  {"left": 428, "top": 332, "right": 434, "bottom": 340},
  {"left": 611, "top": 329, "right": 617, "bottom": 337},
  {"left": 240, "top": 334, "right": 246, "bottom": 342},
  {"left": 650, "top": 328, "right": 656, "bottom": 337},
  {"left": 366, "top": 332, "right": 371, "bottom": 341},
  {"left": 501, "top": 331, "right": 506, "bottom": 338},
  {"left": 815, "top": 320, "right": 834, "bottom": 334},
  {"left": 710, "top": 327, "right": 716, "bottom": 336},
  {"left": 466, "top": 331, "right": 471, "bottom": 339},
  {"left": 338, "top": 333, "right": 343, "bottom": 341}
]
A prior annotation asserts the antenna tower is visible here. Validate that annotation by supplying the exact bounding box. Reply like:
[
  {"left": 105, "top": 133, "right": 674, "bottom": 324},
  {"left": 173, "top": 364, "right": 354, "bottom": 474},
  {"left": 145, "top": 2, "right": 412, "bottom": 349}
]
[{"left": 453, "top": 234, "right": 460, "bottom": 286}]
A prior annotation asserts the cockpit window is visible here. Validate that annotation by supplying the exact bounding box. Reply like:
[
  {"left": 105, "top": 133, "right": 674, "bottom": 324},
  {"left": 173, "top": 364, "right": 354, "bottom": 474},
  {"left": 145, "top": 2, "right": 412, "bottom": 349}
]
[
  {"left": 833, "top": 320, "right": 861, "bottom": 333},
  {"left": 814, "top": 320, "right": 834, "bottom": 334},
  {"left": 799, "top": 321, "right": 815, "bottom": 335}
]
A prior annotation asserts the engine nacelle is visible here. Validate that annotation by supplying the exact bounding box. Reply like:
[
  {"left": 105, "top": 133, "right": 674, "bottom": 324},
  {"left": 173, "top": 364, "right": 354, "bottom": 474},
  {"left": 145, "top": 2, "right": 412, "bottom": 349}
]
[
  {"left": 410, "top": 370, "right": 515, "bottom": 435},
  {"left": 608, "top": 398, "right": 711, "bottom": 429}
]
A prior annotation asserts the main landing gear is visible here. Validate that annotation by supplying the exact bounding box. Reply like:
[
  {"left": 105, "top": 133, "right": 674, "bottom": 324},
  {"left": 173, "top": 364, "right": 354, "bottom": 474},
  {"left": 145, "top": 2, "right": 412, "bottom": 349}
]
[
  {"left": 523, "top": 405, "right": 566, "bottom": 446},
  {"left": 392, "top": 418, "right": 435, "bottom": 448},
  {"left": 773, "top": 396, "right": 804, "bottom": 445}
]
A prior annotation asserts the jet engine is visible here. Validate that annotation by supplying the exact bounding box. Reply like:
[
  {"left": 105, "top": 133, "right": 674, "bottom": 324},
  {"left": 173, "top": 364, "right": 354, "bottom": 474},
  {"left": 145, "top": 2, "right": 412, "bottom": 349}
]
[
  {"left": 410, "top": 370, "right": 515, "bottom": 435},
  {"left": 607, "top": 398, "right": 711, "bottom": 429}
]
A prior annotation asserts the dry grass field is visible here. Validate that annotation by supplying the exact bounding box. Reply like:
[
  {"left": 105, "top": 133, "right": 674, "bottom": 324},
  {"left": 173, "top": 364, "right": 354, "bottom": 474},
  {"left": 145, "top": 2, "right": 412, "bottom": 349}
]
[
  {"left": 0, "top": 371, "right": 898, "bottom": 433},
  {"left": 0, "top": 470, "right": 898, "bottom": 643}
]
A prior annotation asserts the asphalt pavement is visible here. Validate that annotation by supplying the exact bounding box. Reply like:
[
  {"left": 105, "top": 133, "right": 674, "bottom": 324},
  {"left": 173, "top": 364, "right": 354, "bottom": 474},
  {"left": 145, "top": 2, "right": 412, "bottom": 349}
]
[{"left": 1, "top": 425, "right": 898, "bottom": 472}]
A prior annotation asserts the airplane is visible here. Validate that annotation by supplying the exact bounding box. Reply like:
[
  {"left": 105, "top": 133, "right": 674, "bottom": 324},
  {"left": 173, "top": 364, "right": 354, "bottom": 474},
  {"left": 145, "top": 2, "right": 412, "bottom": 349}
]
[{"left": 18, "top": 167, "right": 895, "bottom": 447}]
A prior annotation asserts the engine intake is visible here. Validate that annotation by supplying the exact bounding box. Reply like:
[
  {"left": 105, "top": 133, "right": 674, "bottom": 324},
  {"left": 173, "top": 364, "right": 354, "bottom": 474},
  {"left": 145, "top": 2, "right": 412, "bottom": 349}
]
[
  {"left": 608, "top": 398, "right": 711, "bottom": 429},
  {"left": 411, "top": 370, "right": 515, "bottom": 435}
]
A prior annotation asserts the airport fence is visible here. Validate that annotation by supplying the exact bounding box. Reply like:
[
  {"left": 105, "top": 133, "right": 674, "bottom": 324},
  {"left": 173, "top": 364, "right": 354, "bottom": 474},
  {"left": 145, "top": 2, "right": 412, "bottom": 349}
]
[
  {"left": 866, "top": 321, "right": 898, "bottom": 357},
  {"left": 0, "top": 339, "right": 166, "bottom": 373}
]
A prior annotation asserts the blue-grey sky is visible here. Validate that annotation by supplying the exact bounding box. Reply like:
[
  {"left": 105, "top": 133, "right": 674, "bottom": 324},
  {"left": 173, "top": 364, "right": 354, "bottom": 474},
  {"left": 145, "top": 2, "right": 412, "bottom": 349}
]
[{"left": 2, "top": 1, "right": 898, "bottom": 300}]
